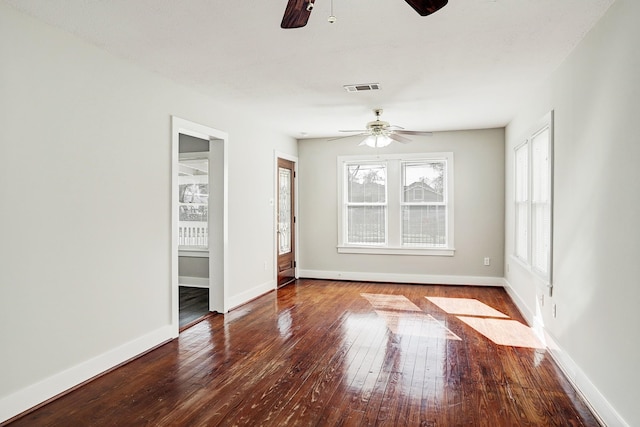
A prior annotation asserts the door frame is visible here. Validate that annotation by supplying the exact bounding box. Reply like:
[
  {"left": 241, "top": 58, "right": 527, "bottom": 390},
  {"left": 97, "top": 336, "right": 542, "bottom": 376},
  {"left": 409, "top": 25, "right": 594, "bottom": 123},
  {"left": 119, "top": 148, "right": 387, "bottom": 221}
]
[
  {"left": 172, "top": 116, "right": 229, "bottom": 336},
  {"left": 274, "top": 152, "right": 299, "bottom": 286}
]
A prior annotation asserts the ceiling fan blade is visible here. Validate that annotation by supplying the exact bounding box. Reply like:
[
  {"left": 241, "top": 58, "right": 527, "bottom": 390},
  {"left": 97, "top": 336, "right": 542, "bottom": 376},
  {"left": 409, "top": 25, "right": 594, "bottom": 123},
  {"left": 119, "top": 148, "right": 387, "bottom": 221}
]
[
  {"left": 404, "top": 0, "right": 448, "bottom": 17},
  {"left": 394, "top": 130, "right": 433, "bottom": 136},
  {"left": 328, "top": 133, "right": 366, "bottom": 141},
  {"left": 389, "top": 133, "right": 412, "bottom": 144},
  {"left": 281, "top": 0, "right": 314, "bottom": 29},
  {"left": 339, "top": 129, "right": 368, "bottom": 133}
]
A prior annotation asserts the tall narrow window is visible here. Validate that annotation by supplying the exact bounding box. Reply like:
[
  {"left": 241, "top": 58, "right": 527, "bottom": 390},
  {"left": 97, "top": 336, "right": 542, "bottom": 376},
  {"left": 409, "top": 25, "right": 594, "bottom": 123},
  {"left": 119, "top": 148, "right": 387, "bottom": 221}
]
[
  {"left": 531, "top": 127, "right": 551, "bottom": 276},
  {"left": 514, "top": 142, "right": 529, "bottom": 261},
  {"left": 513, "top": 112, "right": 553, "bottom": 283},
  {"left": 345, "top": 163, "right": 387, "bottom": 245}
]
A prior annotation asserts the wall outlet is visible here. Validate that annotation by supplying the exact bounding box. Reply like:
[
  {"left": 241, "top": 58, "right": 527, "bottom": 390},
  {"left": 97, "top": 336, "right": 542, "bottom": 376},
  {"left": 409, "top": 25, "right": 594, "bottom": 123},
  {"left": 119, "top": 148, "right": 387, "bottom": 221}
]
[
  {"left": 483, "top": 257, "right": 490, "bottom": 266},
  {"left": 264, "top": 261, "right": 268, "bottom": 271},
  {"left": 538, "top": 294, "right": 544, "bottom": 307}
]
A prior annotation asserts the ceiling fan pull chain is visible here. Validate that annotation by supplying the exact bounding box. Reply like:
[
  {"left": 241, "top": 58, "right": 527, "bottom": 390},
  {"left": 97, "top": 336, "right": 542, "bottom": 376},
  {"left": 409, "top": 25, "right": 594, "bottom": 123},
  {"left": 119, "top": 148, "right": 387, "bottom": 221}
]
[{"left": 328, "top": 0, "right": 337, "bottom": 23}]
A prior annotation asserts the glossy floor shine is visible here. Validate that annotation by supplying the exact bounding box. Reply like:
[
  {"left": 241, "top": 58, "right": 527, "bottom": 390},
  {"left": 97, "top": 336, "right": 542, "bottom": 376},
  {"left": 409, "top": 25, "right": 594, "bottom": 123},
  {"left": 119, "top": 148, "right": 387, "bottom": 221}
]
[{"left": 9, "top": 280, "right": 599, "bottom": 426}]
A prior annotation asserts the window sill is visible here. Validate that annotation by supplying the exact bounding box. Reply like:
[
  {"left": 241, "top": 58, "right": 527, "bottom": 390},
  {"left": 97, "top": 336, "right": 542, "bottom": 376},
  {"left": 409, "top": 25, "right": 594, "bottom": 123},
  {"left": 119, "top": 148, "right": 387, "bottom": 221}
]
[
  {"left": 337, "top": 246, "right": 455, "bottom": 256},
  {"left": 509, "top": 254, "right": 551, "bottom": 287}
]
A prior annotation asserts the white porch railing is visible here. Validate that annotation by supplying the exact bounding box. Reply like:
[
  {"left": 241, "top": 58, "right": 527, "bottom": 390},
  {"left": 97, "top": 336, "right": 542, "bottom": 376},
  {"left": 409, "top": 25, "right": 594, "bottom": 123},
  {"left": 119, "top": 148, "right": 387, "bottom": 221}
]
[{"left": 179, "top": 221, "right": 208, "bottom": 248}]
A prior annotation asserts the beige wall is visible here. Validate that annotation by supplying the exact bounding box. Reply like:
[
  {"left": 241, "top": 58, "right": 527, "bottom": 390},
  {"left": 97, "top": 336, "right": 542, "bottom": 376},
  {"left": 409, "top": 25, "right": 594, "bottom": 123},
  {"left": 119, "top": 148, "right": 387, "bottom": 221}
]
[
  {"left": 504, "top": 0, "right": 640, "bottom": 424},
  {"left": 298, "top": 128, "right": 505, "bottom": 282}
]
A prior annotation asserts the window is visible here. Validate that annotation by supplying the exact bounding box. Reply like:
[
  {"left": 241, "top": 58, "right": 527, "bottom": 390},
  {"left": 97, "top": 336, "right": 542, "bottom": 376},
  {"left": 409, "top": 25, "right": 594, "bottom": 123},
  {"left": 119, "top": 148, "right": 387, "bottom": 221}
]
[
  {"left": 514, "top": 142, "right": 529, "bottom": 261},
  {"left": 338, "top": 152, "right": 454, "bottom": 256},
  {"left": 513, "top": 112, "right": 553, "bottom": 282},
  {"left": 402, "top": 161, "right": 447, "bottom": 247},
  {"left": 178, "top": 154, "right": 209, "bottom": 249},
  {"left": 345, "top": 163, "right": 387, "bottom": 245}
]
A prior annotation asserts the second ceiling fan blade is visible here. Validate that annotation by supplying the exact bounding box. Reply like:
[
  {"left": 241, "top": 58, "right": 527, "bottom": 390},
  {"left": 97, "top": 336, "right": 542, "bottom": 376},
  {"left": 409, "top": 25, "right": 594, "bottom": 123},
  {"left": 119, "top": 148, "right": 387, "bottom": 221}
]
[
  {"left": 404, "top": 0, "right": 448, "bottom": 17},
  {"left": 281, "top": 0, "right": 314, "bottom": 29},
  {"left": 389, "top": 133, "right": 412, "bottom": 144},
  {"left": 395, "top": 130, "right": 433, "bottom": 136}
]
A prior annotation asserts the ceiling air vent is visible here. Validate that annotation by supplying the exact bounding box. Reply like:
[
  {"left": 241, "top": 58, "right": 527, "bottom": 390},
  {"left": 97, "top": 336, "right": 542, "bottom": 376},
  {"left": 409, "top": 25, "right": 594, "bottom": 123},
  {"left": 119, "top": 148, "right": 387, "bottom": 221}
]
[{"left": 343, "top": 83, "right": 381, "bottom": 92}]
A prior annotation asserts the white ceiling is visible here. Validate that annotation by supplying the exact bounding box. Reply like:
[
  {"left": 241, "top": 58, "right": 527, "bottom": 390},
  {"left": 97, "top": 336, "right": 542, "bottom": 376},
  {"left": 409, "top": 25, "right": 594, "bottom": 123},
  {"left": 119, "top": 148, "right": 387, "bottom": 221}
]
[{"left": 4, "top": 0, "right": 614, "bottom": 138}]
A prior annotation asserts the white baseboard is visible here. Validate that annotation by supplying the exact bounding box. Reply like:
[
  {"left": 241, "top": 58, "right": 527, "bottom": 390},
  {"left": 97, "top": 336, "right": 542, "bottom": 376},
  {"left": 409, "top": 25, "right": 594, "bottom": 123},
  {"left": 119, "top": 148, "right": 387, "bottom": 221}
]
[
  {"left": 299, "top": 269, "right": 506, "bottom": 287},
  {"left": 0, "top": 325, "right": 174, "bottom": 424},
  {"left": 503, "top": 279, "right": 628, "bottom": 427},
  {"left": 226, "top": 279, "right": 276, "bottom": 311},
  {"left": 178, "top": 276, "right": 209, "bottom": 288}
]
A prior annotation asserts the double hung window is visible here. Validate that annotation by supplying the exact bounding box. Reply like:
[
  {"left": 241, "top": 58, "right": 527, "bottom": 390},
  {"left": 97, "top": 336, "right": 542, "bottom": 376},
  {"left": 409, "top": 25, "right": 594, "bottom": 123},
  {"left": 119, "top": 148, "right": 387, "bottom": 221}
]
[
  {"left": 514, "top": 112, "right": 553, "bottom": 282},
  {"left": 338, "top": 152, "right": 454, "bottom": 256}
]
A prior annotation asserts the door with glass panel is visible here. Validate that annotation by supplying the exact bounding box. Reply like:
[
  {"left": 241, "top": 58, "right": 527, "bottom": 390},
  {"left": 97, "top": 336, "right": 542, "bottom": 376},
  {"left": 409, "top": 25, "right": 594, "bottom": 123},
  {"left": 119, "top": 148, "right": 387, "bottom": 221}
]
[{"left": 277, "top": 158, "right": 296, "bottom": 287}]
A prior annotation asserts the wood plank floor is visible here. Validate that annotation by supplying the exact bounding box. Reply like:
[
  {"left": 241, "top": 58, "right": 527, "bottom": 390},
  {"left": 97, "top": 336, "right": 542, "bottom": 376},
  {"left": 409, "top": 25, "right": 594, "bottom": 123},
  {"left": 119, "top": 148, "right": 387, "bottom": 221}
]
[{"left": 6, "top": 280, "right": 600, "bottom": 426}]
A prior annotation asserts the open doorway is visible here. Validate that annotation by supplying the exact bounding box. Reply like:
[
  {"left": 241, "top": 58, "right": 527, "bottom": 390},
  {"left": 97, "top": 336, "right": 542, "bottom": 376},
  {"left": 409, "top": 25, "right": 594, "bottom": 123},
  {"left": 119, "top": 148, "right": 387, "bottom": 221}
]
[
  {"left": 177, "top": 135, "right": 210, "bottom": 328},
  {"left": 172, "top": 117, "right": 228, "bottom": 335}
]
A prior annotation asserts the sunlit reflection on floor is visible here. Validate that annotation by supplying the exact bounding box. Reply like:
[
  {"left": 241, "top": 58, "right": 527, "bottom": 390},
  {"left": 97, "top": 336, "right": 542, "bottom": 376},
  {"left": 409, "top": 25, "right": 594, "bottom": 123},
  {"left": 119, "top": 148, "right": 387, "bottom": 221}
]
[
  {"left": 362, "top": 294, "right": 546, "bottom": 350},
  {"left": 361, "top": 293, "right": 460, "bottom": 340},
  {"left": 361, "top": 293, "right": 422, "bottom": 312},
  {"left": 278, "top": 309, "right": 293, "bottom": 339},
  {"left": 457, "top": 316, "right": 545, "bottom": 349},
  {"left": 424, "top": 296, "right": 544, "bottom": 349},
  {"left": 426, "top": 297, "right": 509, "bottom": 318},
  {"left": 375, "top": 310, "right": 461, "bottom": 340}
]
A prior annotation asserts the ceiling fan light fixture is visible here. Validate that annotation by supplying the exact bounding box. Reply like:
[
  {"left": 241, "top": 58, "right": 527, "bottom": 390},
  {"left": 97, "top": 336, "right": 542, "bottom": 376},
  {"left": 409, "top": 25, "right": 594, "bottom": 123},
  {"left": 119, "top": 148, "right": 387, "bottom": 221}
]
[{"left": 362, "top": 135, "right": 392, "bottom": 148}]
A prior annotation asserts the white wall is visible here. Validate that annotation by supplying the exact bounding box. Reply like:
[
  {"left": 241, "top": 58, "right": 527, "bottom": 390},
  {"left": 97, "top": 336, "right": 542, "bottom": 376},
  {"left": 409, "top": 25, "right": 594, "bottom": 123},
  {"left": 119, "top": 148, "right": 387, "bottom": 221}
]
[
  {"left": 504, "top": 1, "right": 640, "bottom": 425},
  {"left": 298, "top": 129, "right": 505, "bottom": 284},
  {"left": 0, "top": 3, "right": 296, "bottom": 422}
]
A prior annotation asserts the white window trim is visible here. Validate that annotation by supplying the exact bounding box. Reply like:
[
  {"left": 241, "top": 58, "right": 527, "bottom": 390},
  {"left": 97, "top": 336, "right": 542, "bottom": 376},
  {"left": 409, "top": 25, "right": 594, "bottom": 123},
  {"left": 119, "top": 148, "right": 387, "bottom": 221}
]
[
  {"left": 514, "top": 140, "right": 529, "bottom": 263},
  {"left": 512, "top": 111, "right": 554, "bottom": 286},
  {"left": 337, "top": 152, "right": 455, "bottom": 257}
]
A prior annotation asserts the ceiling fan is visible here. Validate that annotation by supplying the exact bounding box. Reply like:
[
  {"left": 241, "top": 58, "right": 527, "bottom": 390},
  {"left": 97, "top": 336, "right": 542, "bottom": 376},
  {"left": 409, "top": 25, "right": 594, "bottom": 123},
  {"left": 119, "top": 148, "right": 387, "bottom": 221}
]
[
  {"left": 334, "top": 109, "right": 433, "bottom": 148},
  {"left": 281, "top": 0, "right": 448, "bottom": 29}
]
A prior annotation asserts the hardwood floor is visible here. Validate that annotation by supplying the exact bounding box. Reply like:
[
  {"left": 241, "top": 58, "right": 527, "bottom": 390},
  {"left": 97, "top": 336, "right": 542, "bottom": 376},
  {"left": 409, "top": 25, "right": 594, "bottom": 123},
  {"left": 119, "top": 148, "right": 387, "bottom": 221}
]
[
  {"left": 179, "top": 286, "right": 210, "bottom": 329},
  {"left": 6, "top": 280, "right": 600, "bottom": 426}
]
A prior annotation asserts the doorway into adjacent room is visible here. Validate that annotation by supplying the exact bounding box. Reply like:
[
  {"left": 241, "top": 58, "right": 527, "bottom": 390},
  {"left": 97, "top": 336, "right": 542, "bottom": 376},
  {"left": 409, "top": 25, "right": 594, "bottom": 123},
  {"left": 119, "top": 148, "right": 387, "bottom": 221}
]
[{"left": 172, "top": 117, "right": 228, "bottom": 334}]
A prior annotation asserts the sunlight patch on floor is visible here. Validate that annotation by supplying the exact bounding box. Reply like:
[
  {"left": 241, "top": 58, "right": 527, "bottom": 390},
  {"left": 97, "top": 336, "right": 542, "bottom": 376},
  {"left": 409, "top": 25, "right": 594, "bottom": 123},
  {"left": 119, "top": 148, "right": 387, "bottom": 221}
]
[
  {"left": 361, "top": 293, "right": 460, "bottom": 340},
  {"left": 425, "top": 296, "right": 509, "bottom": 318},
  {"left": 456, "top": 316, "right": 545, "bottom": 349},
  {"left": 361, "top": 293, "right": 422, "bottom": 312}
]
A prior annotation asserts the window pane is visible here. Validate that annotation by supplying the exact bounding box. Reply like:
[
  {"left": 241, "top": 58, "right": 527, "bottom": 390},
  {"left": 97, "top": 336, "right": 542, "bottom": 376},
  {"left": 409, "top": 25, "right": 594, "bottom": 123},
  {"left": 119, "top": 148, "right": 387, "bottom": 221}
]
[
  {"left": 278, "top": 167, "right": 292, "bottom": 255},
  {"left": 515, "top": 202, "right": 528, "bottom": 260},
  {"left": 347, "top": 206, "right": 385, "bottom": 245},
  {"left": 515, "top": 143, "right": 528, "bottom": 202},
  {"left": 178, "top": 157, "right": 209, "bottom": 249},
  {"left": 403, "top": 162, "right": 444, "bottom": 203},
  {"left": 532, "top": 128, "right": 549, "bottom": 203},
  {"left": 402, "top": 206, "right": 446, "bottom": 247},
  {"left": 347, "top": 164, "right": 386, "bottom": 203},
  {"left": 532, "top": 204, "right": 550, "bottom": 273}
]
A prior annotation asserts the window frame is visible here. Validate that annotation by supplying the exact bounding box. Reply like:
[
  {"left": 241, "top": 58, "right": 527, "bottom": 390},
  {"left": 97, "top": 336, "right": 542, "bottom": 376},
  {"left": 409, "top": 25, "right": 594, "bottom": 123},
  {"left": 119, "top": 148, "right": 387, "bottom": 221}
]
[
  {"left": 514, "top": 141, "right": 529, "bottom": 263},
  {"left": 512, "top": 111, "right": 554, "bottom": 285},
  {"left": 337, "top": 152, "right": 455, "bottom": 256},
  {"left": 344, "top": 161, "right": 389, "bottom": 246},
  {"left": 400, "top": 159, "right": 449, "bottom": 248}
]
